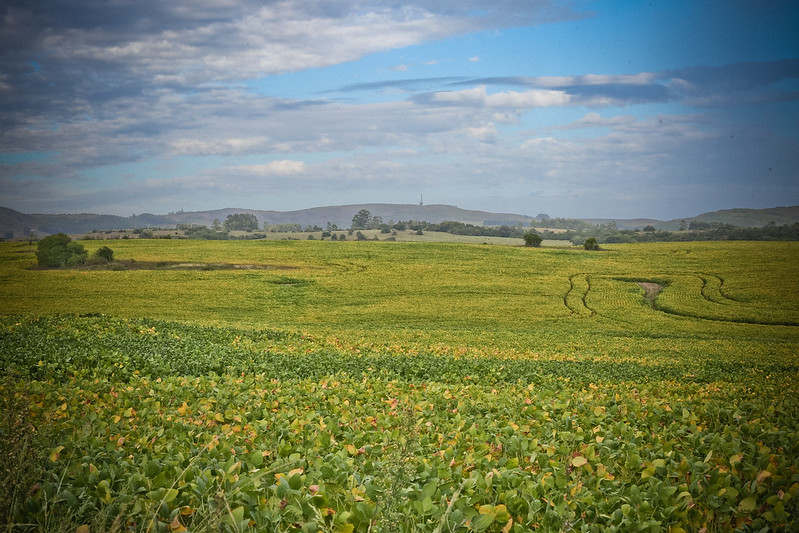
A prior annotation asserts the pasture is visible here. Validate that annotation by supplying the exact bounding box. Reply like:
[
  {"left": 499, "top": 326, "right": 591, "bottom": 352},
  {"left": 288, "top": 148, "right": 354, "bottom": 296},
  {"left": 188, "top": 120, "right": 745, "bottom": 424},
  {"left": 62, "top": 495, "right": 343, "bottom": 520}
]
[{"left": 1, "top": 239, "right": 798, "bottom": 532}]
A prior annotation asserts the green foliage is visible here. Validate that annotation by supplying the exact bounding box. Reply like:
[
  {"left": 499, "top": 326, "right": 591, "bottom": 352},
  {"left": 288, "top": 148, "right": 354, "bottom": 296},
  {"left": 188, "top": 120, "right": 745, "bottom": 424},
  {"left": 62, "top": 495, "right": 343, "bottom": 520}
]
[
  {"left": 2, "top": 240, "right": 799, "bottom": 530},
  {"left": 584, "top": 237, "right": 600, "bottom": 250},
  {"left": 224, "top": 213, "right": 259, "bottom": 232},
  {"left": 351, "top": 209, "right": 373, "bottom": 230},
  {"left": 522, "top": 232, "right": 543, "bottom": 247},
  {"left": 93, "top": 246, "right": 114, "bottom": 262},
  {"left": 1, "top": 314, "right": 797, "bottom": 531},
  {"left": 35, "top": 233, "right": 88, "bottom": 267}
]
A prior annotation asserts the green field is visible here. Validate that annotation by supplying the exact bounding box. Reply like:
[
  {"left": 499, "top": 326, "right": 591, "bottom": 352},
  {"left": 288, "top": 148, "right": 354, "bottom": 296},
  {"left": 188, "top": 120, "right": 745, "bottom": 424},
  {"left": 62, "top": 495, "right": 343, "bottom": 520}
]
[{"left": 1, "top": 240, "right": 798, "bottom": 532}]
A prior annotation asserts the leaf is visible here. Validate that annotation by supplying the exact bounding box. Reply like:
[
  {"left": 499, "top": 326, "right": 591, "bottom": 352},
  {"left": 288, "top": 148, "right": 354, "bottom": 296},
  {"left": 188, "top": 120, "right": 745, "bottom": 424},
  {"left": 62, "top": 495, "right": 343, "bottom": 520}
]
[
  {"left": 471, "top": 513, "right": 496, "bottom": 532},
  {"left": 49, "top": 446, "right": 65, "bottom": 462},
  {"left": 76, "top": 526, "right": 90, "bottom": 533},
  {"left": 756, "top": 470, "right": 772, "bottom": 484},
  {"left": 739, "top": 496, "right": 757, "bottom": 512},
  {"left": 571, "top": 456, "right": 587, "bottom": 467},
  {"left": 169, "top": 516, "right": 187, "bottom": 532},
  {"left": 163, "top": 488, "right": 179, "bottom": 503}
]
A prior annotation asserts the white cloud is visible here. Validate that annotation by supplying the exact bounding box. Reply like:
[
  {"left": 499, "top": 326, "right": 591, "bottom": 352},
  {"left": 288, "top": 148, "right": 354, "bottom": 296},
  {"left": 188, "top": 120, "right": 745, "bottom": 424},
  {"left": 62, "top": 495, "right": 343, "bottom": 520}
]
[
  {"left": 469, "top": 56, "right": 480, "bottom": 62},
  {"left": 430, "top": 86, "right": 571, "bottom": 108},
  {"left": 466, "top": 123, "right": 497, "bottom": 143},
  {"left": 233, "top": 160, "right": 307, "bottom": 176}
]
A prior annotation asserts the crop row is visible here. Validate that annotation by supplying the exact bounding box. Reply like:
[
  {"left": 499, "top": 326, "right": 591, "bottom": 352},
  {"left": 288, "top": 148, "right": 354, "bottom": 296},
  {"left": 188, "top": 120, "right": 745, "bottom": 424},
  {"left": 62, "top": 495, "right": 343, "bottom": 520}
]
[{"left": 2, "top": 315, "right": 798, "bottom": 532}]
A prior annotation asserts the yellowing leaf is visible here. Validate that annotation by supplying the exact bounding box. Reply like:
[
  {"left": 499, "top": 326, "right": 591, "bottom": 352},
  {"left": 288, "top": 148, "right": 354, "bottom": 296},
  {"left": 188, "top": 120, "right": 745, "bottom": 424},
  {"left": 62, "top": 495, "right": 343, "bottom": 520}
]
[
  {"left": 49, "top": 446, "right": 65, "bottom": 462},
  {"left": 76, "top": 525, "right": 90, "bottom": 533},
  {"left": 571, "top": 456, "right": 588, "bottom": 467},
  {"left": 739, "top": 495, "right": 757, "bottom": 512},
  {"left": 756, "top": 470, "right": 772, "bottom": 484},
  {"left": 169, "top": 516, "right": 187, "bottom": 532}
]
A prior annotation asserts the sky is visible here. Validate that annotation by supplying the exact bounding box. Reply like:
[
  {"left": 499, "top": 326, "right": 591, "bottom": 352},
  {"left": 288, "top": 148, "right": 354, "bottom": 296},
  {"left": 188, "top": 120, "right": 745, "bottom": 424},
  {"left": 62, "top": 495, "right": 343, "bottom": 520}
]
[{"left": 1, "top": 0, "right": 798, "bottom": 220}]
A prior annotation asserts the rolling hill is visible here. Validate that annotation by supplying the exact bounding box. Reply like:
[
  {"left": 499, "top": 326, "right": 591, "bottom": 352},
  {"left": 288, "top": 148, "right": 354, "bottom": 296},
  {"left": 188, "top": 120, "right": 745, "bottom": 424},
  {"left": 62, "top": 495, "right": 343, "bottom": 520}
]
[{"left": 1, "top": 204, "right": 797, "bottom": 239}]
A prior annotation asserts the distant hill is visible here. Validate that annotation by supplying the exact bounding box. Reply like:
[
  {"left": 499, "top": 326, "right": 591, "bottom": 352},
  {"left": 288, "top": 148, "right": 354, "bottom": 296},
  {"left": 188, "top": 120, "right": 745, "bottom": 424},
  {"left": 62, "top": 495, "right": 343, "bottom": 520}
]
[
  {"left": 576, "top": 206, "right": 799, "bottom": 231},
  {"left": 0, "top": 204, "right": 533, "bottom": 239},
  {"left": 2, "top": 204, "right": 797, "bottom": 239},
  {"left": 676, "top": 206, "right": 799, "bottom": 228}
]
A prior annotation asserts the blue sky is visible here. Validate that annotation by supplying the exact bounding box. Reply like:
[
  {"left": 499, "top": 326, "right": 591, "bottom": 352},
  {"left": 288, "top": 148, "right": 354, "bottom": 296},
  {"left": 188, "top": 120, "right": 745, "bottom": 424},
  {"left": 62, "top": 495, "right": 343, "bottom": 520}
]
[{"left": 1, "top": 0, "right": 798, "bottom": 220}]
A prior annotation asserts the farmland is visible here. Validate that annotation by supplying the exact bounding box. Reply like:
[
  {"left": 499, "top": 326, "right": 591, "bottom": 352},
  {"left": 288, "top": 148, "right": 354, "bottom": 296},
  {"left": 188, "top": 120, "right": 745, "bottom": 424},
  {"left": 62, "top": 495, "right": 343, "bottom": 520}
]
[{"left": 1, "top": 239, "right": 798, "bottom": 532}]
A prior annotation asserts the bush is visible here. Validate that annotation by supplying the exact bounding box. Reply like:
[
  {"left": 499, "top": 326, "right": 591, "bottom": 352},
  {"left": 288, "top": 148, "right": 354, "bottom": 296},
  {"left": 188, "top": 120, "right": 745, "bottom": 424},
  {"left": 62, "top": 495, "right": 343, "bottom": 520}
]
[
  {"left": 94, "top": 246, "right": 114, "bottom": 262},
  {"left": 35, "top": 233, "right": 88, "bottom": 267},
  {"left": 584, "top": 237, "right": 600, "bottom": 251},
  {"left": 523, "top": 232, "right": 543, "bottom": 247}
]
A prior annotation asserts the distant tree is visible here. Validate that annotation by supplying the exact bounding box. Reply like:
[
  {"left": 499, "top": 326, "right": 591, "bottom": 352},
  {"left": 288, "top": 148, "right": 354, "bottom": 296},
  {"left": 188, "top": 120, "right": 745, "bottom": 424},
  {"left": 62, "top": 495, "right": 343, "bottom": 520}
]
[
  {"left": 224, "top": 213, "right": 259, "bottom": 232},
  {"left": 523, "top": 232, "right": 543, "bottom": 247},
  {"left": 355, "top": 231, "right": 368, "bottom": 241},
  {"left": 367, "top": 215, "right": 384, "bottom": 230},
  {"left": 584, "top": 237, "right": 600, "bottom": 251},
  {"left": 536, "top": 213, "right": 551, "bottom": 222},
  {"left": 36, "top": 233, "right": 88, "bottom": 267},
  {"left": 679, "top": 219, "right": 687, "bottom": 231},
  {"left": 94, "top": 246, "right": 114, "bottom": 262},
  {"left": 643, "top": 225, "right": 656, "bottom": 232},
  {"left": 351, "top": 209, "right": 372, "bottom": 230},
  {"left": 212, "top": 219, "right": 222, "bottom": 231},
  {"left": 338, "top": 233, "right": 346, "bottom": 241},
  {"left": 330, "top": 233, "right": 338, "bottom": 241}
]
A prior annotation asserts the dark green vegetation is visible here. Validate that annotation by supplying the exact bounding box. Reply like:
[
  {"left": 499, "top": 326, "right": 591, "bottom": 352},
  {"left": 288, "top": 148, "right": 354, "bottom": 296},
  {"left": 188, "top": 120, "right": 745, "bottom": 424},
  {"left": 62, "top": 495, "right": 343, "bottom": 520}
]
[
  {"left": 1, "top": 240, "right": 798, "bottom": 532},
  {"left": 34, "top": 233, "right": 88, "bottom": 267}
]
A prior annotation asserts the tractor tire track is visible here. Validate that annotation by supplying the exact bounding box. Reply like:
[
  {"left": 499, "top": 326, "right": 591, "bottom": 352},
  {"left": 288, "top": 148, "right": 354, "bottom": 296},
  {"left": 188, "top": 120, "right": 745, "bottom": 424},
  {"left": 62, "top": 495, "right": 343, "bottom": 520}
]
[{"left": 564, "top": 273, "right": 595, "bottom": 317}]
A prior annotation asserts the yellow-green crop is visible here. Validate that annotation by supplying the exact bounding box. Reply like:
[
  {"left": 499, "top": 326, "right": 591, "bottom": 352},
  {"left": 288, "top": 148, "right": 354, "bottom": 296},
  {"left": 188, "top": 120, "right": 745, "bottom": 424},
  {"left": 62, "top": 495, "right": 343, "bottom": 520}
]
[{"left": 1, "top": 239, "right": 797, "bottom": 531}]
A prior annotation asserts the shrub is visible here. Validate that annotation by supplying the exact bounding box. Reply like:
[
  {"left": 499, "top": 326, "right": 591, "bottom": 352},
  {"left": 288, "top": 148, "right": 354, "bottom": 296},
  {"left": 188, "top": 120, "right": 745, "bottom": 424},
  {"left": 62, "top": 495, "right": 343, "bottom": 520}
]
[
  {"left": 523, "top": 232, "right": 543, "bottom": 247},
  {"left": 94, "top": 246, "right": 114, "bottom": 262},
  {"left": 584, "top": 237, "right": 600, "bottom": 250},
  {"left": 35, "top": 233, "right": 88, "bottom": 267}
]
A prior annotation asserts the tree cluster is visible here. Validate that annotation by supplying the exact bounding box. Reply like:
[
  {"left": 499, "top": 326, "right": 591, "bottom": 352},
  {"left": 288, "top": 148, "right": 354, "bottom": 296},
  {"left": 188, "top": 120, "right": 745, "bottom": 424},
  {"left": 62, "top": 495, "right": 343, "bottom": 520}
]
[
  {"left": 562, "top": 222, "right": 799, "bottom": 246},
  {"left": 223, "top": 213, "right": 260, "bottom": 232},
  {"left": 36, "top": 234, "right": 115, "bottom": 267}
]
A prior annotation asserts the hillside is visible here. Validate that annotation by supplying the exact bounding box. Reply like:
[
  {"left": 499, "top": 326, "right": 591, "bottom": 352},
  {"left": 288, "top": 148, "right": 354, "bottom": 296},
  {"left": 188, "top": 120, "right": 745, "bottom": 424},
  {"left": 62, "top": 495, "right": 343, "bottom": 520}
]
[
  {"left": 2, "top": 204, "right": 798, "bottom": 239},
  {"left": 0, "top": 204, "right": 532, "bottom": 239}
]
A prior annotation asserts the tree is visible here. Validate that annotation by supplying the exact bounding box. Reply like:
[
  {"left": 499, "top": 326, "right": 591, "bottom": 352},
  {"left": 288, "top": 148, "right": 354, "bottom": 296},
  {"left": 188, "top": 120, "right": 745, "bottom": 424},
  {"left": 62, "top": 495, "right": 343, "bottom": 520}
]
[
  {"left": 36, "top": 233, "right": 88, "bottom": 267},
  {"left": 523, "top": 232, "right": 543, "bottom": 247},
  {"left": 212, "top": 219, "right": 222, "bottom": 231},
  {"left": 224, "top": 213, "right": 259, "bottom": 232},
  {"left": 351, "top": 209, "right": 372, "bottom": 230},
  {"left": 643, "top": 225, "right": 656, "bottom": 232},
  {"left": 94, "top": 246, "right": 114, "bottom": 262},
  {"left": 584, "top": 237, "right": 600, "bottom": 251}
]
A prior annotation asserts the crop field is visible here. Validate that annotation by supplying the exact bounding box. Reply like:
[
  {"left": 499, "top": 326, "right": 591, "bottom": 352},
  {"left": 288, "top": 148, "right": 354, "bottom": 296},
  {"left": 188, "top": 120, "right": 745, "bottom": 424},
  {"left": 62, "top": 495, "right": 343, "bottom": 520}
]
[{"left": 1, "top": 240, "right": 798, "bottom": 532}]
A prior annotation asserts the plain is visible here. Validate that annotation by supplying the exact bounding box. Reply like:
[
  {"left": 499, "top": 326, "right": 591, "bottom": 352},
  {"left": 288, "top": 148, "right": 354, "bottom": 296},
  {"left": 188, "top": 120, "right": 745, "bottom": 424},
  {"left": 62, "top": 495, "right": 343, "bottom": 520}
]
[{"left": 1, "top": 239, "right": 798, "bottom": 532}]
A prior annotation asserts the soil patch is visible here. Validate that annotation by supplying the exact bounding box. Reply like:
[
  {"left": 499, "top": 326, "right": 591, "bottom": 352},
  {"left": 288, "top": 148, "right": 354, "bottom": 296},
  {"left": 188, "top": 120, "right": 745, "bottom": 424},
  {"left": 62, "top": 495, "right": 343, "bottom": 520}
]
[{"left": 637, "top": 282, "right": 663, "bottom": 308}]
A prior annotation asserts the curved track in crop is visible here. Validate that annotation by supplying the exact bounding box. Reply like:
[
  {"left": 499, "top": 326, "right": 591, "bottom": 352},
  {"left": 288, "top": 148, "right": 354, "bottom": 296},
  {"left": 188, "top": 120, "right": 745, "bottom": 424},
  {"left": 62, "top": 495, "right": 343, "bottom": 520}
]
[
  {"left": 637, "top": 273, "right": 799, "bottom": 327},
  {"left": 564, "top": 273, "right": 595, "bottom": 317}
]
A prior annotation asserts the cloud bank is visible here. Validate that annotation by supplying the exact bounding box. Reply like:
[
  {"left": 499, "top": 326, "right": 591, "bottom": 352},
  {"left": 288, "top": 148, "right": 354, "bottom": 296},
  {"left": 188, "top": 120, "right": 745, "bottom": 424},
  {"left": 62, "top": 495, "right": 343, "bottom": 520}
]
[{"left": 1, "top": 0, "right": 797, "bottom": 219}]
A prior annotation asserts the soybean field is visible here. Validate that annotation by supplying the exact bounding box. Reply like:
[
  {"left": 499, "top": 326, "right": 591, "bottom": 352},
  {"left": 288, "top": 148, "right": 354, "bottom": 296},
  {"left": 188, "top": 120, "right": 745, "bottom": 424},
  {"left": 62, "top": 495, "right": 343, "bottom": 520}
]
[{"left": 1, "top": 240, "right": 797, "bottom": 532}]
